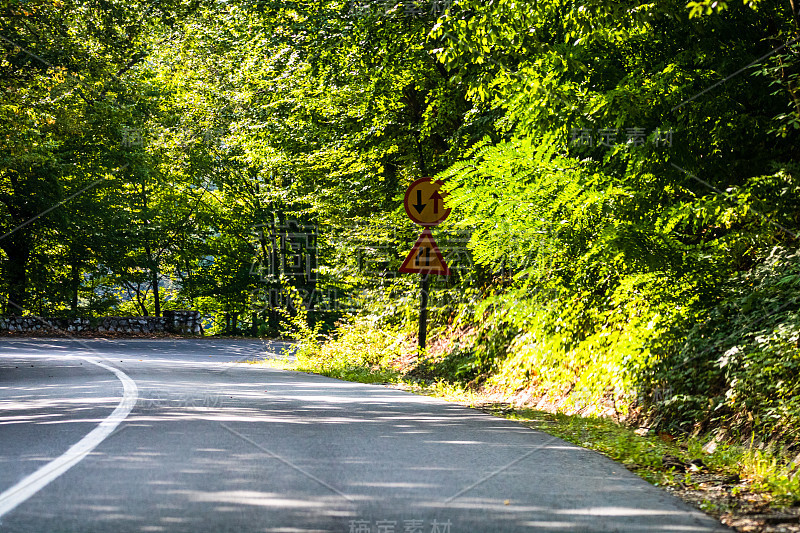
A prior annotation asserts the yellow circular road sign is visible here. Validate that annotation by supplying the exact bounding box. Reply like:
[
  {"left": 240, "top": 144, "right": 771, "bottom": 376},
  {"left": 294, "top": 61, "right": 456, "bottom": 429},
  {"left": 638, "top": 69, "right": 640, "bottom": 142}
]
[{"left": 403, "top": 178, "right": 450, "bottom": 227}]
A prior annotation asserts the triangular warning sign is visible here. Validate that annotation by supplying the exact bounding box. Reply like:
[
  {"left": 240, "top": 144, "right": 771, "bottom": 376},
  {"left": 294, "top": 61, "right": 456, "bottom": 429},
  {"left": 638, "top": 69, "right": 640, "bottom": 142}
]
[{"left": 399, "top": 229, "right": 450, "bottom": 276}]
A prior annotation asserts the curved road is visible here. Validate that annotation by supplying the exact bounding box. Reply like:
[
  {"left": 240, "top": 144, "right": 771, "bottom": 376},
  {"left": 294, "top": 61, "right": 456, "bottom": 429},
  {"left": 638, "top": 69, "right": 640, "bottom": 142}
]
[{"left": 0, "top": 338, "right": 727, "bottom": 532}]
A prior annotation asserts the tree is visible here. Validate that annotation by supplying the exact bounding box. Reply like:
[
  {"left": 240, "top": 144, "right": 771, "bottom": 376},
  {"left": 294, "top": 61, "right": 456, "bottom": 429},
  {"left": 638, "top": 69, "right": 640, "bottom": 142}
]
[{"left": 0, "top": 0, "right": 201, "bottom": 314}]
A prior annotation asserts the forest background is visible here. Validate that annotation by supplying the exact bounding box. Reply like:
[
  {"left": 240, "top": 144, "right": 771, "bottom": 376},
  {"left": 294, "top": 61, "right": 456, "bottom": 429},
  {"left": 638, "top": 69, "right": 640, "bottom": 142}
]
[{"left": 2, "top": 0, "right": 800, "bottom": 444}]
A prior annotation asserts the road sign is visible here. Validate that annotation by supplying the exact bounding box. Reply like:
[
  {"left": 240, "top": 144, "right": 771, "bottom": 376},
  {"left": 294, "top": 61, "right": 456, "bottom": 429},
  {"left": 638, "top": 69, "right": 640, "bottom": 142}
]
[
  {"left": 399, "top": 229, "right": 450, "bottom": 276},
  {"left": 403, "top": 178, "right": 451, "bottom": 227}
]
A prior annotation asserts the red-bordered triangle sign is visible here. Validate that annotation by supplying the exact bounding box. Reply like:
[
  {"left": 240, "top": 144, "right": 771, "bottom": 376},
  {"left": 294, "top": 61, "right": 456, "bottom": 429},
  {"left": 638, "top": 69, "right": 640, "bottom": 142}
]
[{"left": 399, "top": 229, "right": 450, "bottom": 276}]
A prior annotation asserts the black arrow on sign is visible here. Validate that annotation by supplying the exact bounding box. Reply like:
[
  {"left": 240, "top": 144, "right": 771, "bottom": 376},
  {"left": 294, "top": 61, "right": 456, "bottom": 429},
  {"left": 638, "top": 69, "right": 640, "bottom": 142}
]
[{"left": 413, "top": 190, "right": 427, "bottom": 214}]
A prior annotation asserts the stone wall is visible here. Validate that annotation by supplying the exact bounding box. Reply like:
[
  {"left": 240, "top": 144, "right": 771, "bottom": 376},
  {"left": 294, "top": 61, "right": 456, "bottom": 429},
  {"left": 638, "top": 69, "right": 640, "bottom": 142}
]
[
  {"left": 163, "top": 310, "right": 203, "bottom": 335},
  {"left": 96, "top": 316, "right": 167, "bottom": 334},
  {"left": 0, "top": 311, "right": 203, "bottom": 335},
  {"left": 0, "top": 316, "right": 93, "bottom": 333}
]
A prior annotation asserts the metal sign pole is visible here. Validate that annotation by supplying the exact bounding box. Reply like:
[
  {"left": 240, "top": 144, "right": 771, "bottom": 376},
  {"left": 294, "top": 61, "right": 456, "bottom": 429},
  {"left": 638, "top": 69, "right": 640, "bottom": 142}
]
[
  {"left": 419, "top": 273, "right": 430, "bottom": 350},
  {"left": 400, "top": 178, "right": 451, "bottom": 353}
]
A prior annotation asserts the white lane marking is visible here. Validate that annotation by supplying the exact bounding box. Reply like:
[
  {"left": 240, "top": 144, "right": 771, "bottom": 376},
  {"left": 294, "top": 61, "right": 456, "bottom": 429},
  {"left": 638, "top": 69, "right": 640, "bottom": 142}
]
[{"left": 0, "top": 357, "right": 138, "bottom": 518}]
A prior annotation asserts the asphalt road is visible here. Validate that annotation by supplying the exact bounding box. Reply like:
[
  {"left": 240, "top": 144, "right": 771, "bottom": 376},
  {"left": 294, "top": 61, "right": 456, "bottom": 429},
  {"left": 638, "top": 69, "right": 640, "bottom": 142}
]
[{"left": 0, "top": 338, "right": 728, "bottom": 532}]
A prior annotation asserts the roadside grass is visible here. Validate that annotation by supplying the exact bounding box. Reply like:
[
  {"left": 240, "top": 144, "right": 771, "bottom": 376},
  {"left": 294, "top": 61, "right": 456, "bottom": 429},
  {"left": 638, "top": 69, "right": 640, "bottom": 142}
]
[
  {"left": 505, "top": 409, "right": 678, "bottom": 486},
  {"left": 737, "top": 446, "right": 800, "bottom": 505},
  {"left": 244, "top": 356, "right": 295, "bottom": 369},
  {"left": 245, "top": 352, "right": 402, "bottom": 384},
  {"left": 294, "top": 363, "right": 401, "bottom": 384},
  {"left": 400, "top": 380, "right": 695, "bottom": 487}
]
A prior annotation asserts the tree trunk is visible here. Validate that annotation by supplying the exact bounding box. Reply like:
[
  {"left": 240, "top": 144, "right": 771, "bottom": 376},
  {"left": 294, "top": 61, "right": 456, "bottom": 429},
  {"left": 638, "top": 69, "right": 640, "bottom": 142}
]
[
  {"left": 1, "top": 231, "right": 32, "bottom": 315},
  {"left": 144, "top": 241, "right": 160, "bottom": 317},
  {"left": 141, "top": 178, "right": 160, "bottom": 317},
  {"left": 69, "top": 251, "right": 81, "bottom": 316},
  {"left": 151, "top": 266, "right": 161, "bottom": 317},
  {"left": 250, "top": 311, "right": 259, "bottom": 337},
  {"left": 136, "top": 284, "right": 149, "bottom": 316}
]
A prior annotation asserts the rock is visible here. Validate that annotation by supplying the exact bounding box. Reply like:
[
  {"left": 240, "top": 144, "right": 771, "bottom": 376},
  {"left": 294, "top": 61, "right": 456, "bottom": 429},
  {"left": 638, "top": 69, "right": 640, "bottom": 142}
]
[
  {"left": 687, "top": 458, "right": 705, "bottom": 472},
  {"left": 662, "top": 455, "right": 685, "bottom": 472}
]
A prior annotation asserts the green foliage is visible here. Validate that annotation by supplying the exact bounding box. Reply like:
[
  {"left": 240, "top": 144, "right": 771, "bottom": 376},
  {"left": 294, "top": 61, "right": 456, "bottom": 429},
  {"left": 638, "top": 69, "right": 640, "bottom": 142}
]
[
  {"left": 279, "top": 284, "right": 323, "bottom": 358},
  {"left": 4, "top": 0, "right": 800, "bottom": 458},
  {"left": 1, "top": 0, "right": 494, "bottom": 328},
  {"left": 431, "top": 135, "right": 683, "bottom": 407},
  {"left": 739, "top": 446, "right": 800, "bottom": 503},
  {"left": 644, "top": 245, "right": 800, "bottom": 440},
  {"left": 291, "top": 313, "right": 406, "bottom": 383},
  {"left": 421, "top": 0, "right": 800, "bottom": 443}
]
